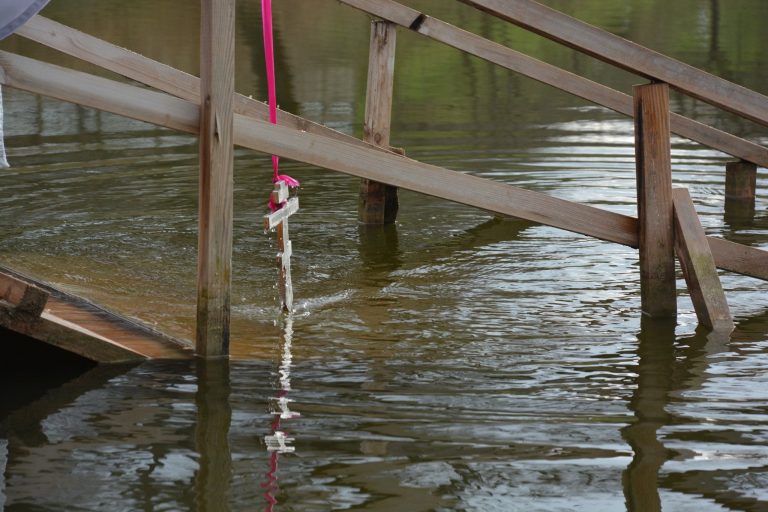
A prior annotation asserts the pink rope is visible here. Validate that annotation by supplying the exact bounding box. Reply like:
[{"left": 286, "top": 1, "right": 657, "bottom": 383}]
[{"left": 261, "top": 0, "right": 279, "bottom": 179}]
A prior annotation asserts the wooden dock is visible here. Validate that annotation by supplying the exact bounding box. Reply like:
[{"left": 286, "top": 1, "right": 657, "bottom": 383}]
[{"left": 1, "top": 267, "right": 193, "bottom": 363}]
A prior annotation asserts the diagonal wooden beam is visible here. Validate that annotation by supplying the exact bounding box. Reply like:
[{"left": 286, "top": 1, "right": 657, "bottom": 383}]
[
  {"left": 1, "top": 50, "right": 766, "bottom": 281},
  {"left": 337, "top": 0, "right": 768, "bottom": 168},
  {"left": 458, "top": 0, "right": 768, "bottom": 127},
  {"left": 16, "top": 15, "right": 395, "bottom": 155},
  {"left": 673, "top": 189, "right": 734, "bottom": 332}
]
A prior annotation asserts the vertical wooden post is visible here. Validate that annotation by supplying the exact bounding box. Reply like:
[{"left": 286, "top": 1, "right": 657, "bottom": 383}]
[
  {"left": 197, "top": 0, "right": 235, "bottom": 357},
  {"left": 359, "top": 20, "right": 399, "bottom": 225},
  {"left": 725, "top": 160, "right": 757, "bottom": 201},
  {"left": 634, "top": 83, "right": 676, "bottom": 318},
  {"left": 724, "top": 160, "right": 757, "bottom": 222}
]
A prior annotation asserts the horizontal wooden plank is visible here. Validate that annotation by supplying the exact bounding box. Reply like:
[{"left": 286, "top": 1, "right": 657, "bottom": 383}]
[
  {"left": 459, "top": 0, "right": 768, "bottom": 127},
  {"left": 338, "top": 0, "right": 768, "bottom": 168},
  {"left": 17, "top": 15, "right": 392, "bottom": 155},
  {"left": 2, "top": 53, "right": 765, "bottom": 281}
]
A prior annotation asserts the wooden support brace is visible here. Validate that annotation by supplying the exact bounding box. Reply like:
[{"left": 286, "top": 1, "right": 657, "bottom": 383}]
[
  {"left": 634, "top": 83, "right": 676, "bottom": 318},
  {"left": 359, "top": 20, "right": 399, "bottom": 224},
  {"left": 673, "top": 189, "right": 734, "bottom": 332},
  {"left": 0, "top": 273, "right": 49, "bottom": 317}
]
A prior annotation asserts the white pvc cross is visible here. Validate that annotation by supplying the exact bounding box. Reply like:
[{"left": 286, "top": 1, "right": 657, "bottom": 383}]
[{"left": 263, "top": 181, "right": 299, "bottom": 311}]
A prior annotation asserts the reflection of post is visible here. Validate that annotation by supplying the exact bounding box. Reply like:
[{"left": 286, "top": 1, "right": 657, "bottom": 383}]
[
  {"left": 194, "top": 359, "right": 232, "bottom": 512},
  {"left": 622, "top": 317, "right": 675, "bottom": 512},
  {"left": 261, "top": 315, "right": 299, "bottom": 510}
]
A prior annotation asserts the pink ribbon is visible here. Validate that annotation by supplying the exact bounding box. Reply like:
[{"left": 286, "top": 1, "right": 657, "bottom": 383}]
[
  {"left": 261, "top": 0, "right": 279, "bottom": 179},
  {"left": 261, "top": 0, "right": 300, "bottom": 212}
]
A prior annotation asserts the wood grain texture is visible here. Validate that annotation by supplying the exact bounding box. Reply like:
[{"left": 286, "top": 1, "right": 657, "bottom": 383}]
[
  {"left": 359, "top": 20, "right": 399, "bottom": 224},
  {"left": 3, "top": 54, "right": 765, "bottom": 281},
  {"left": 338, "top": 0, "right": 768, "bottom": 167},
  {"left": 673, "top": 189, "right": 733, "bottom": 332},
  {"left": 459, "top": 0, "right": 768, "bottom": 127},
  {"left": 197, "top": 0, "right": 235, "bottom": 358},
  {"left": 634, "top": 83, "right": 676, "bottom": 317}
]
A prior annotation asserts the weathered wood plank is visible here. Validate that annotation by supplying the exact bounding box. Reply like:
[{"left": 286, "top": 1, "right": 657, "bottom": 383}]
[
  {"left": 359, "top": 20, "right": 399, "bottom": 224},
  {"left": 338, "top": 0, "right": 768, "bottom": 168},
  {"left": 635, "top": 83, "right": 676, "bottom": 317},
  {"left": 197, "top": 0, "right": 235, "bottom": 357},
  {"left": 0, "top": 50, "right": 199, "bottom": 133},
  {"left": 458, "top": 0, "right": 768, "bottom": 127},
  {"left": 0, "top": 272, "right": 48, "bottom": 316},
  {"left": 17, "top": 15, "right": 393, "bottom": 155},
  {"left": 2, "top": 53, "right": 766, "bottom": 281},
  {"left": 673, "top": 189, "right": 734, "bottom": 332},
  {"left": 0, "top": 304, "right": 146, "bottom": 363}
]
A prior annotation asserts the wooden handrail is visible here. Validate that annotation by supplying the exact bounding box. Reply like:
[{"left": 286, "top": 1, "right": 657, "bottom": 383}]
[
  {"left": 338, "top": 0, "right": 768, "bottom": 168},
  {"left": 16, "top": 16, "right": 398, "bottom": 156},
  {"left": 459, "top": 0, "right": 768, "bottom": 127},
  {"left": 2, "top": 50, "right": 765, "bottom": 282}
]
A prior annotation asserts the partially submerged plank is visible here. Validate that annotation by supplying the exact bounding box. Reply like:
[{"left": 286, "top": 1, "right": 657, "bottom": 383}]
[
  {"left": 458, "top": 0, "right": 768, "bottom": 127},
  {"left": 338, "top": 0, "right": 768, "bottom": 168},
  {"left": 2, "top": 52, "right": 766, "bottom": 281},
  {"left": 635, "top": 83, "right": 676, "bottom": 317},
  {"left": 673, "top": 189, "right": 734, "bottom": 332},
  {"left": 0, "top": 272, "right": 48, "bottom": 316},
  {"left": 196, "top": 0, "right": 235, "bottom": 358}
]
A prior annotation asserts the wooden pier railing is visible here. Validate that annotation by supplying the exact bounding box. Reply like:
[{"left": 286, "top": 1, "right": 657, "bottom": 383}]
[{"left": 1, "top": 0, "right": 766, "bottom": 358}]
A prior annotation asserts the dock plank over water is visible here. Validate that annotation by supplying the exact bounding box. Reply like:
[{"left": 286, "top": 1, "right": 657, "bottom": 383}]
[{"left": 0, "top": 267, "right": 193, "bottom": 363}]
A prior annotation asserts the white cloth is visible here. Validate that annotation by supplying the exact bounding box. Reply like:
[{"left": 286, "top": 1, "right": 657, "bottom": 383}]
[{"left": 0, "top": 0, "right": 51, "bottom": 40}]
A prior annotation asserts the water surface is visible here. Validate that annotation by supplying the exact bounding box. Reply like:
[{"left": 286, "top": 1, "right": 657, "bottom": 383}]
[{"left": 1, "top": 0, "right": 767, "bottom": 510}]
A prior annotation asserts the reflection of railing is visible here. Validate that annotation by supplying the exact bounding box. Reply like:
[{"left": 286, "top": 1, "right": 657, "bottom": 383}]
[{"left": 0, "top": 0, "right": 766, "bottom": 352}]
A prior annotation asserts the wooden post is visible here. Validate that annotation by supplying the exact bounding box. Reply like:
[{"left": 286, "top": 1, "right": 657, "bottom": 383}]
[
  {"left": 673, "top": 188, "right": 734, "bottom": 332},
  {"left": 359, "top": 20, "right": 399, "bottom": 225},
  {"left": 724, "top": 160, "right": 757, "bottom": 222},
  {"left": 197, "top": 0, "right": 235, "bottom": 357},
  {"left": 634, "top": 83, "right": 676, "bottom": 318}
]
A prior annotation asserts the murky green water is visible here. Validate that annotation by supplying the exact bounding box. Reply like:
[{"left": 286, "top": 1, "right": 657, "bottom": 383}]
[{"left": 1, "top": 0, "right": 767, "bottom": 510}]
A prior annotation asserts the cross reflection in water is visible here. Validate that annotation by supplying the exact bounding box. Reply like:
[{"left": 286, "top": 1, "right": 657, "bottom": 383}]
[{"left": 262, "top": 315, "right": 299, "bottom": 510}]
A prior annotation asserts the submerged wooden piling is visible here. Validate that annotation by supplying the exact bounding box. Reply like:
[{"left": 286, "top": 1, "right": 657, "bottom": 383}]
[
  {"left": 634, "top": 83, "right": 676, "bottom": 318},
  {"left": 196, "top": 0, "right": 235, "bottom": 358},
  {"left": 724, "top": 160, "right": 757, "bottom": 221},
  {"left": 359, "top": 20, "right": 399, "bottom": 225}
]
